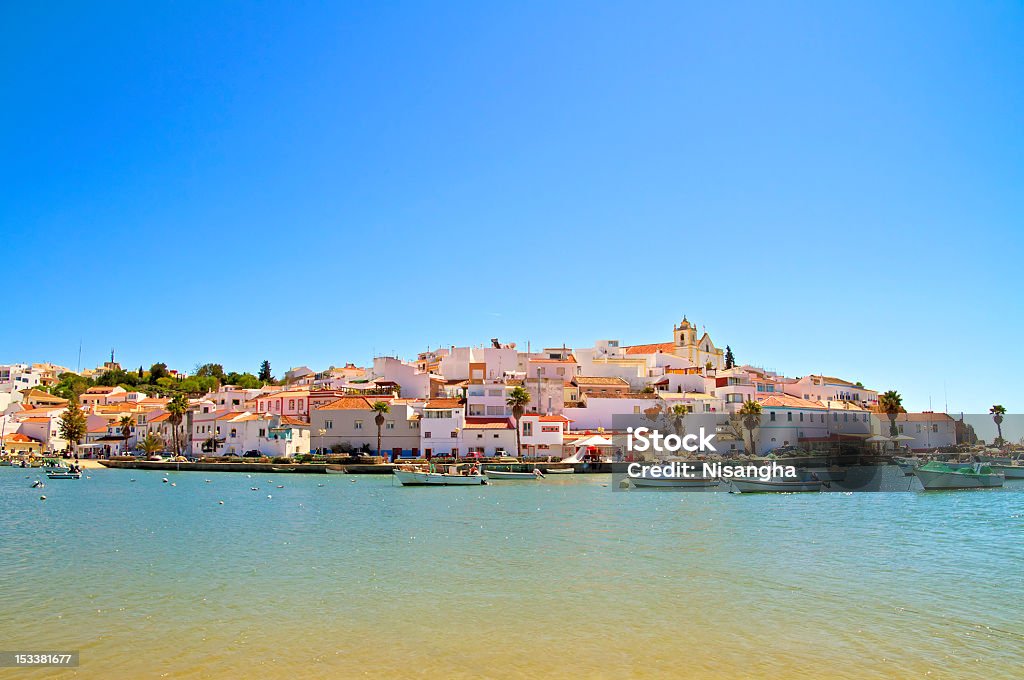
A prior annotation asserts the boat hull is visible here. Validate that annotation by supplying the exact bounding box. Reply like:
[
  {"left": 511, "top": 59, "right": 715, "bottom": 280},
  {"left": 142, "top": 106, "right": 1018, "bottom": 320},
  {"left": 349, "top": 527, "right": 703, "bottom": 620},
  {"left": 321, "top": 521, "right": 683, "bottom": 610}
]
[
  {"left": 484, "top": 470, "right": 542, "bottom": 480},
  {"left": 47, "top": 473, "right": 82, "bottom": 479},
  {"left": 631, "top": 477, "right": 720, "bottom": 488},
  {"left": 543, "top": 468, "right": 574, "bottom": 474},
  {"left": 393, "top": 470, "right": 486, "bottom": 486},
  {"left": 324, "top": 468, "right": 346, "bottom": 474},
  {"left": 990, "top": 465, "right": 1024, "bottom": 479},
  {"left": 914, "top": 468, "right": 1004, "bottom": 489},
  {"left": 730, "top": 479, "right": 823, "bottom": 493}
]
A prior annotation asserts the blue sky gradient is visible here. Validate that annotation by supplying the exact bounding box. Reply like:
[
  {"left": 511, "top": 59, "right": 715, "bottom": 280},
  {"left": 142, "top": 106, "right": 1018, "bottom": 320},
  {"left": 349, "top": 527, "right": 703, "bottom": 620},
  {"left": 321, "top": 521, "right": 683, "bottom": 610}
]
[{"left": 2, "top": 1, "right": 1021, "bottom": 412}]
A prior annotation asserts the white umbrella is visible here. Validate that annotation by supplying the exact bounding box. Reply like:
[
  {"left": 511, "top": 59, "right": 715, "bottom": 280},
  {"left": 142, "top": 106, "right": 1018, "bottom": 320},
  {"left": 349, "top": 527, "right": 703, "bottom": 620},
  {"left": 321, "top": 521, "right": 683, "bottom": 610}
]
[
  {"left": 891, "top": 434, "right": 916, "bottom": 442},
  {"left": 866, "top": 435, "right": 890, "bottom": 443}
]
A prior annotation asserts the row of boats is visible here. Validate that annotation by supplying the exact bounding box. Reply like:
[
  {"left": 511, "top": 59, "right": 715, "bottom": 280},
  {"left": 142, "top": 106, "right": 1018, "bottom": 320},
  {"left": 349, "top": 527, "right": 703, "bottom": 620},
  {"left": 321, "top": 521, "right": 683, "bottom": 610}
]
[
  {"left": 393, "top": 464, "right": 574, "bottom": 485},
  {"left": 394, "top": 459, "right": 1024, "bottom": 492}
]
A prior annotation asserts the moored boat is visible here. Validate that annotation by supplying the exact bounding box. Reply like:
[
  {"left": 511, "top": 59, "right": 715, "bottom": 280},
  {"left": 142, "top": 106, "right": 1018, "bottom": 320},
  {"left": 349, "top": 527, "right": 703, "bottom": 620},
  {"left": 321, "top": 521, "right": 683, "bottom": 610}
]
[
  {"left": 730, "top": 478, "right": 824, "bottom": 493},
  {"left": 990, "top": 464, "right": 1024, "bottom": 479},
  {"left": 631, "top": 476, "right": 720, "bottom": 488},
  {"left": 47, "top": 472, "right": 82, "bottom": 479},
  {"left": 324, "top": 467, "right": 347, "bottom": 474},
  {"left": 543, "top": 468, "right": 575, "bottom": 474},
  {"left": 484, "top": 469, "right": 543, "bottom": 480},
  {"left": 394, "top": 465, "right": 486, "bottom": 486},
  {"left": 913, "top": 462, "right": 1004, "bottom": 490}
]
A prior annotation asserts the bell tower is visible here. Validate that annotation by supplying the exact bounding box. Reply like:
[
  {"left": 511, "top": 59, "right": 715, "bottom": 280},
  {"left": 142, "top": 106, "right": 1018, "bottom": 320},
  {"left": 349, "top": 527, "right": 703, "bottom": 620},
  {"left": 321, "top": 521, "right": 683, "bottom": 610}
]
[{"left": 673, "top": 316, "right": 696, "bottom": 348}]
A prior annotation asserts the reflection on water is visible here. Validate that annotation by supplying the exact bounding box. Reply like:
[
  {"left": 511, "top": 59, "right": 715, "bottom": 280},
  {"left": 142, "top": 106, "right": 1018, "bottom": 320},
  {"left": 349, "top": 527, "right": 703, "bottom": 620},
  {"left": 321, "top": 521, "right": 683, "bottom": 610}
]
[{"left": 1, "top": 469, "right": 1022, "bottom": 679}]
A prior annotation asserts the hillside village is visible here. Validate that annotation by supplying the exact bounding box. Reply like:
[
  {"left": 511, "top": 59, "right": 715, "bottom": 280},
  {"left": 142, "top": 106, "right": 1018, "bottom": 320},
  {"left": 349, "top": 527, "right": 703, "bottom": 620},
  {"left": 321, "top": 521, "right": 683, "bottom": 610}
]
[{"left": 0, "top": 317, "right": 962, "bottom": 460}]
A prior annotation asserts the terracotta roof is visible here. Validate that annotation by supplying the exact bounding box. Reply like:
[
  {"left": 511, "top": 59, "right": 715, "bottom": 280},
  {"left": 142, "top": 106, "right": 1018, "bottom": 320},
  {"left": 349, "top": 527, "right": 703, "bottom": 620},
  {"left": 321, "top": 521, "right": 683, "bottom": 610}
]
[
  {"left": 19, "top": 417, "right": 52, "bottom": 423},
  {"left": 587, "top": 392, "right": 659, "bottom": 400},
  {"left": 4, "top": 433, "right": 39, "bottom": 443},
  {"left": 758, "top": 395, "right": 826, "bottom": 410},
  {"left": 425, "top": 398, "right": 465, "bottom": 409},
  {"left": 889, "top": 412, "right": 954, "bottom": 422},
  {"left": 574, "top": 376, "right": 630, "bottom": 386},
  {"left": 317, "top": 396, "right": 375, "bottom": 411},
  {"left": 280, "top": 416, "right": 310, "bottom": 426},
  {"left": 85, "top": 386, "right": 116, "bottom": 394},
  {"left": 463, "top": 417, "right": 513, "bottom": 430},
  {"left": 624, "top": 342, "right": 676, "bottom": 355},
  {"left": 148, "top": 412, "right": 171, "bottom": 423},
  {"left": 539, "top": 415, "right": 572, "bottom": 423}
]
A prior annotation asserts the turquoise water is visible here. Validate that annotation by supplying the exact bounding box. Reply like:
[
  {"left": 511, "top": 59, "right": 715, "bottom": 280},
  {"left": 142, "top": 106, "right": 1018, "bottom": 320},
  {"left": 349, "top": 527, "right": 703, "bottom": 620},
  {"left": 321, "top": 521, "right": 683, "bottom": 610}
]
[{"left": 1, "top": 468, "right": 1022, "bottom": 679}]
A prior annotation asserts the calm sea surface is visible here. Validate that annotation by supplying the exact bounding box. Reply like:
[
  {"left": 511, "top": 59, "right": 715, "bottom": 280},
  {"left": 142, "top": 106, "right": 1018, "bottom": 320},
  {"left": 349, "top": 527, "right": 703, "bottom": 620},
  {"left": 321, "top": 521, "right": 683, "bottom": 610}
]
[{"left": 1, "top": 468, "right": 1022, "bottom": 679}]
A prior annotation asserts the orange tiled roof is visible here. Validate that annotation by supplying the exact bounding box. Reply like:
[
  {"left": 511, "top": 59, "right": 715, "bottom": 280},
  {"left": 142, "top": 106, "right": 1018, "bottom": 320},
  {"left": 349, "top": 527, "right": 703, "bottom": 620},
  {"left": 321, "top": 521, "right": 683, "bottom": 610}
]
[
  {"left": 463, "top": 417, "right": 513, "bottom": 429},
  {"left": 425, "top": 398, "right": 464, "bottom": 409},
  {"left": 574, "top": 376, "right": 629, "bottom": 386},
  {"left": 624, "top": 342, "right": 676, "bottom": 355},
  {"left": 758, "top": 394, "right": 826, "bottom": 410},
  {"left": 317, "top": 396, "right": 375, "bottom": 411}
]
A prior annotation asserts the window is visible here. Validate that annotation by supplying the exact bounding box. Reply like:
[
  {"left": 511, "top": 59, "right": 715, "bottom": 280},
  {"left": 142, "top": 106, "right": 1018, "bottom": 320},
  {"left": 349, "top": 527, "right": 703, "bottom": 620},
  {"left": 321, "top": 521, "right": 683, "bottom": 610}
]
[
  {"left": 493, "top": 434, "right": 499, "bottom": 439},
  {"left": 355, "top": 420, "right": 363, "bottom": 430},
  {"left": 770, "top": 412, "right": 776, "bottom": 421},
  {"left": 787, "top": 412, "right": 792, "bottom": 422},
  {"left": 324, "top": 419, "right": 333, "bottom": 429},
  {"left": 523, "top": 422, "right": 533, "bottom": 436},
  {"left": 410, "top": 421, "right": 419, "bottom": 429},
  {"left": 450, "top": 431, "right": 458, "bottom": 438},
  {"left": 386, "top": 422, "right": 394, "bottom": 430},
  {"left": 259, "top": 428, "right": 266, "bottom": 437},
  {"left": 799, "top": 413, "right": 804, "bottom": 422},
  {"left": 633, "top": 406, "right": 641, "bottom": 414},
  {"left": 425, "top": 432, "right": 431, "bottom": 438},
  {"left": 289, "top": 399, "right": 295, "bottom": 409},
  {"left": 537, "top": 367, "right": 545, "bottom": 376},
  {"left": 477, "top": 433, "right": 483, "bottom": 439}
]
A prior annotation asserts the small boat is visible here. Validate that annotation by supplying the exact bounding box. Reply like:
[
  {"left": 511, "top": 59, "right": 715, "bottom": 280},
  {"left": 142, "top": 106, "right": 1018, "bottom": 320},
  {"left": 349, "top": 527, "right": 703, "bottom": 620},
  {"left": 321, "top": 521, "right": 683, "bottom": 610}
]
[
  {"left": 43, "top": 465, "right": 70, "bottom": 474},
  {"left": 730, "top": 478, "right": 824, "bottom": 493},
  {"left": 271, "top": 466, "right": 297, "bottom": 472},
  {"left": 914, "top": 462, "right": 1004, "bottom": 490},
  {"left": 892, "top": 456, "right": 921, "bottom": 475},
  {"left": 324, "top": 467, "right": 347, "bottom": 474},
  {"left": 544, "top": 468, "right": 575, "bottom": 474},
  {"left": 47, "top": 472, "right": 82, "bottom": 479},
  {"left": 484, "top": 469, "right": 544, "bottom": 480},
  {"left": 631, "top": 477, "right": 720, "bottom": 488},
  {"left": 394, "top": 466, "right": 486, "bottom": 486},
  {"left": 990, "top": 464, "right": 1024, "bottom": 479}
]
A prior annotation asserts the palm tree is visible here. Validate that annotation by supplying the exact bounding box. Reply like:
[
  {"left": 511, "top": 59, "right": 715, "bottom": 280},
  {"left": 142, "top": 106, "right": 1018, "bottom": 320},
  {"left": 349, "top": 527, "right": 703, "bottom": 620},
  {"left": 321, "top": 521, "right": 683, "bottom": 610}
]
[
  {"left": 878, "top": 390, "right": 903, "bottom": 439},
  {"left": 167, "top": 394, "right": 189, "bottom": 456},
  {"left": 370, "top": 401, "right": 390, "bottom": 459},
  {"left": 990, "top": 404, "right": 1007, "bottom": 446},
  {"left": 670, "top": 404, "right": 688, "bottom": 437},
  {"left": 506, "top": 386, "right": 532, "bottom": 459},
  {"left": 738, "top": 400, "right": 762, "bottom": 455},
  {"left": 119, "top": 415, "right": 135, "bottom": 455},
  {"left": 139, "top": 433, "right": 164, "bottom": 456}
]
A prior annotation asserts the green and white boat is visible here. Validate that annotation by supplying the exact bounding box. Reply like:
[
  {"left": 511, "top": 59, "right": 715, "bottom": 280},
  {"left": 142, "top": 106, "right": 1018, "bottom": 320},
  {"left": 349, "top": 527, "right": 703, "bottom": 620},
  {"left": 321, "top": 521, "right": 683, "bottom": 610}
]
[{"left": 913, "top": 462, "right": 1004, "bottom": 490}]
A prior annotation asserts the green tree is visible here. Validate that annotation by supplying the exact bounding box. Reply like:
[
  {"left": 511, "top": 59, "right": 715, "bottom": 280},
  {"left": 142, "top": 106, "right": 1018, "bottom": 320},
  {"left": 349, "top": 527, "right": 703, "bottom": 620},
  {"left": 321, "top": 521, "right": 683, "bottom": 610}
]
[
  {"left": 58, "top": 402, "right": 88, "bottom": 457},
  {"left": 194, "top": 363, "right": 225, "bottom": 382},
  {"left": 725, "top": 346, "right": 735, "bottom": 369},
  {"left": 370, "top": 401, "right": 390, "bottom": 458},
  {"left": 878, "top": 390, "right": 903, "bottom": 439},
  {"left": 738, "top": 400, "right": 762, "bottom": 455},
  {"left": 149, "top": 363, "right": 169, "bottom": 383},
  {"left": 119, "top": 415, "right": 135, "bottom": 455},
  {"left": 670, "top": 404, "right": 688, "bottom": 437},
  {"left": 258, "top": 360, "right": 273, "bottom": 383},
  {"left": 990, "top": 404, "right": 1007, "bottom": 445},
  {"left": 51, "top": 372, "right": 93, "bottom": 401},
  {"left": 506, "top": 386, "right": 532, "bottom": 458},
  {"left": 167, "top": 394, "right": 189, "bottom": 455},
  {"left": 139, "top": 433, "right": 164, "bottom": 456}
]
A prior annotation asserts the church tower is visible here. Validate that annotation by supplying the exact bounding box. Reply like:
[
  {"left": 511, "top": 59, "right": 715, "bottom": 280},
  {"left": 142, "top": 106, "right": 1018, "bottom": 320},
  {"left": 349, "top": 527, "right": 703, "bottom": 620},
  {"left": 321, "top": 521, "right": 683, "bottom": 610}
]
[{"left": 673, "top": 316, "right": 696, "bottom": 349}]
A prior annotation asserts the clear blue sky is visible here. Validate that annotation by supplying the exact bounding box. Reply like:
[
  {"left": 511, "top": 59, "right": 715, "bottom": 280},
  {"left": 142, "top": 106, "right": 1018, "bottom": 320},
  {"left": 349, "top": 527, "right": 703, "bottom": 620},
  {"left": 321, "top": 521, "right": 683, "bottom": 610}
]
[{"left": 2, "top": 1, "right": 1021, "bottom": 413}]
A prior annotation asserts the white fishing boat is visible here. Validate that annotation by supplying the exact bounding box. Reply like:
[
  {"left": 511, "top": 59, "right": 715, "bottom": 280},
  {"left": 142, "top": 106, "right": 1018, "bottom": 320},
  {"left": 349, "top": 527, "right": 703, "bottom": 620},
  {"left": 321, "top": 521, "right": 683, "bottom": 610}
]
[
  {"left": 394, "top": 466, "right": 486, "bottom": 486},
  {"left": 914, "top": 462, "right": 1004, "bottom": 490},
  {"left": 544, "top": 468, "right": 575, "bottom": 474},
  {"left": 989, "top": 464, "right": 1024, "bottom": 479},
  {"left": 484, "top": 469, "right": 544, "bottom": 480},
  {"left": 730, "top": 478, "right": 824, "bottom": 493},
  {"left": 47, "top": 472, "right": 82, "bottom": 479},
  {"left": 324, "top": 467, "right": 347, "bottom": 474},
  {"left": 631, "top": 476, "right": 720, "bottom": 488}
]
